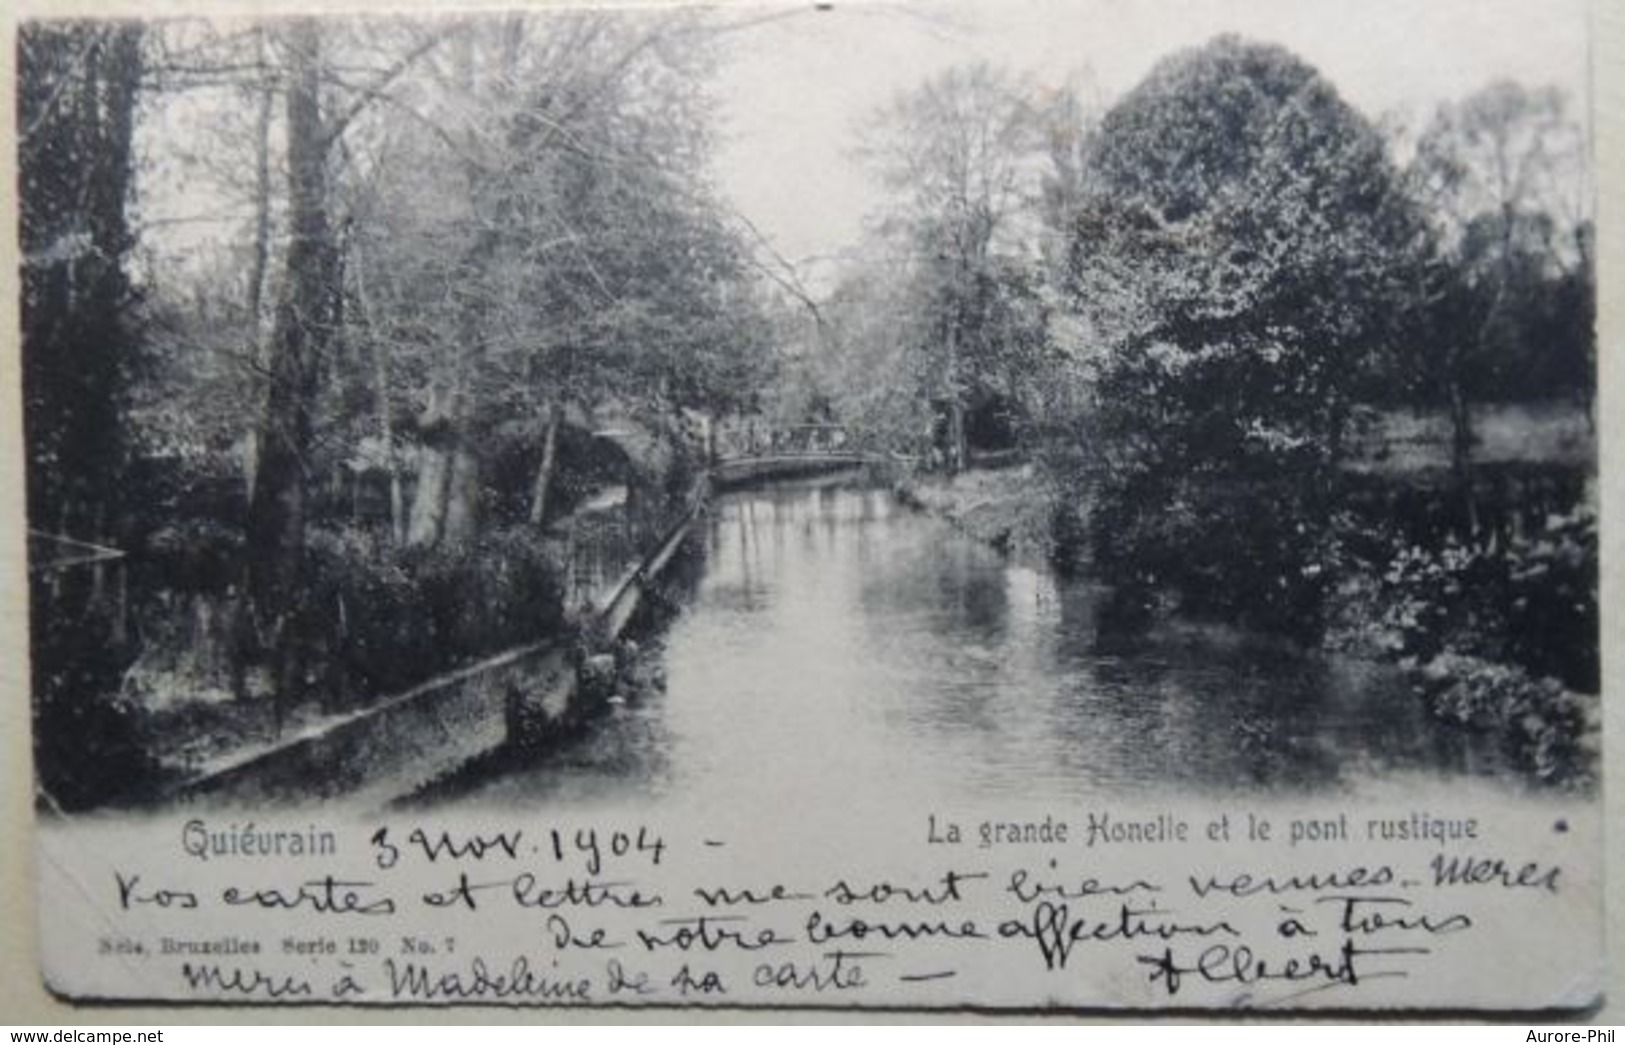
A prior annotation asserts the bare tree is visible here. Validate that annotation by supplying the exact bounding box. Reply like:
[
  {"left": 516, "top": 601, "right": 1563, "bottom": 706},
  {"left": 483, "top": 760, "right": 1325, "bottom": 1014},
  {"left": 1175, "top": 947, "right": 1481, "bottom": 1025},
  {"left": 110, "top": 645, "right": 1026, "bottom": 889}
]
[
  {"left": 860, "top": 64, "right": 1039, "bottom": 472},
  {"left": 1411, "top": 81, "right": 1590, "bottom": 533}
]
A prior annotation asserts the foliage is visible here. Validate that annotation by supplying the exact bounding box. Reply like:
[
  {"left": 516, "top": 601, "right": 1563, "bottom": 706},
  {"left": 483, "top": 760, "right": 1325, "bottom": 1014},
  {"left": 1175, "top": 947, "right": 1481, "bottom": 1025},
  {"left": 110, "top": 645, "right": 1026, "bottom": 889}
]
[
  {"left": 1090, "top": 472, "right": 1349, "bottom": 642},
  {"left": 350, "top": 12, "right": 767, "bottom": 430},
  {"left": 1071, "top": 36, "right": 1427, "bottom": 639},
  {"left": 897, "top": 467, "right": 1060, "bottom": 561},
  {"left": 1504, "top": 507, "right": 1598, "bottom": 688},
  {"left": 855, "top": 64, "right": 1062, "bottom": 470},
  {"left": 1317, "top": 501, "right": 1597, "bottom": 785},
  {"left": 811, "top": 254, "right": 943, "bottom": 455},
  {"left": 1414, "top": 653, "right": 1591, "bottom": 786},
  {"left": 305, "top": 524, "right": 566, "bottom": 700},
  {"left": 18, "top": 11, "right": 777, "bottom": 800},
  {"left": 31, "top": 589, "right": 166, "bottom": 811},
  {"left": 20, "top": 23, "right": 166, "bottom": 810},
  {"left": 1412, "top": 214, "right": 1593, "bottom": 407},
  {"left": 1411, "top": 81, "right": 1587, "bottom": 280}
]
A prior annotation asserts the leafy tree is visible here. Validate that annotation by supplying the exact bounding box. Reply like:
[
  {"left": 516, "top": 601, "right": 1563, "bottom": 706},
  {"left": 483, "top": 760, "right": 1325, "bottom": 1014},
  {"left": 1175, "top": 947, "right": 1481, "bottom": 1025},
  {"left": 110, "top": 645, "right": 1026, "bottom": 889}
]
[
  {"left": 1070, "top": 36, "right": 1426, "bottom": 638},
  {"left": 345, "top": 11, "right": 765, "bottom": 544},
  {"left": 19, "top": 21, "right": 144, "bottom": 541},
  {"left": 243, "top": 20, "right": 342, "bottom": 716},
  {"left": 814, "top": 251, "right": 943, "bottom": 456}
]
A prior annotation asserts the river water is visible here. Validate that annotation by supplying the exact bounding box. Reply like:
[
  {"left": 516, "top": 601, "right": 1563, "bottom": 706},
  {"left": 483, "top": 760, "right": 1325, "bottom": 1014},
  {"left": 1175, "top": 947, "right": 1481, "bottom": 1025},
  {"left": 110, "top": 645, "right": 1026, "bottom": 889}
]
[{"left": 454, "top": 478, "right": 1528, "bottom": 812}]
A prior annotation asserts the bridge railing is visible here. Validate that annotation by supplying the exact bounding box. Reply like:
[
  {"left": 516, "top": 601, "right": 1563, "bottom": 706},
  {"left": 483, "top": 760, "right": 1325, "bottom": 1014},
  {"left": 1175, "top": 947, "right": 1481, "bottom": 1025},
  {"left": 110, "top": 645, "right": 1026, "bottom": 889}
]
[{"left": 714, "top": 422, "right": 858, "bottom": 461}]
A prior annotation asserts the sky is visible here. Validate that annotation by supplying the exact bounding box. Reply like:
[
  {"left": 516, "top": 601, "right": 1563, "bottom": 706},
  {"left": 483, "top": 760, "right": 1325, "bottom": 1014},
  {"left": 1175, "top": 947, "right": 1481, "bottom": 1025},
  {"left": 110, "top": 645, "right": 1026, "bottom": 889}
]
[
  {"left": 705, "top": 0, "right": 1592, "bottom": 287},
  {"left": 120, "top": 0, "right": 1592, "bottom": 293}
]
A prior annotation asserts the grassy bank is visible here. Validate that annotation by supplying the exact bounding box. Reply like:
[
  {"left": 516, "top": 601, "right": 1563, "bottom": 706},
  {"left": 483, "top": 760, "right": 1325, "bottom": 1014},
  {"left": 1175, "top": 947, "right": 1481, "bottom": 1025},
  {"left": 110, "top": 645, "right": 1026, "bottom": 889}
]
[{"left": 895, "top": 465, "right": 1061, "bottom": 564}]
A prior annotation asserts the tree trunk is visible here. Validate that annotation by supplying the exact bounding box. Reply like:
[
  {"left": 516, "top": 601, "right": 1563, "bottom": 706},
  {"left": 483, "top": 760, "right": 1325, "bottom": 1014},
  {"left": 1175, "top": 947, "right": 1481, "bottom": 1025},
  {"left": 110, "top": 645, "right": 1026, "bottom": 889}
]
[
  {"left": 407, "top": 386, "right": 452, "bottom": 547},
  {"left": 441, "top": 447, "right": 481, "bottom": 547},
  {"left": 405, "top": 30, "right": 514, "bottom": 548},
  {"left": 407, "top": 448, "right": 450, "bottom": 546},
  {"left": 243, "top": 20, "right": 337, "bottom": 728},
  {"left": 238, "top": 34, "right": 275, "bottom": 507},
  {"left": 406, "top": 308, "right": 483, "bottom": 548},
  {"left": 1447, "top": 379, "right": 1479, "bottom": 538},
  {"left": 528, "top": 403, "right": 562, "bottom": 525},
  {"left": 946, "top": 401, "right": 966, "bottom": 474},
  {"left": 19, "top": 23, "right": 143, "bottom": 540},
  {"left": 350, "top": 239, "right": 405, "bottom": 542},
  {"left": 246, "top": 29, "right": 274, "bottom": 345}
]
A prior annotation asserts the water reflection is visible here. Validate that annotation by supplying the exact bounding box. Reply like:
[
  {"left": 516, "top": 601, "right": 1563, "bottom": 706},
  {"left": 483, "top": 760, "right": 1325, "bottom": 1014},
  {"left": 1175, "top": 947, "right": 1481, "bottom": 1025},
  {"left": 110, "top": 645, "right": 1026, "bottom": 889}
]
[{"left": 463, "top": 480, "right": 1518, "bottom": 809}]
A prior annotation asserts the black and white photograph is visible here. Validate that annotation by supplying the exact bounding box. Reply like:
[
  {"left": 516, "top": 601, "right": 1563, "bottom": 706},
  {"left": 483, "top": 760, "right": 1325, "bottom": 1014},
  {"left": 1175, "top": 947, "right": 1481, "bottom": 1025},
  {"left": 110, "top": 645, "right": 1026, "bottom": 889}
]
[{"left": 14, "top": 0, "right": 1607, "bottom": 1011}]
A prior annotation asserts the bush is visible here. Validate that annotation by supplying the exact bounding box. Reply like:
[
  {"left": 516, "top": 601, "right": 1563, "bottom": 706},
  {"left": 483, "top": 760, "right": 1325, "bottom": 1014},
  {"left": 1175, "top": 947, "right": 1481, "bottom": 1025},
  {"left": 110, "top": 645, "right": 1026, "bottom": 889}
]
[
  {"left": 1415, "top": 652, "right": 1592, "bottom": 785},
  {"left": 1331, "top": 505, "right": 1599, "bottom": 786},
  {"left": 1368, "top": 506, "right": 1597, "bottom": 692},
  {"left": 1503, "top": 506, "right": 1597, "bottom": 691},
  {"left": 1090, "top": 473, "right": 1341, "bottom": 644},
  {"left": 1372, "top": 537, "right": 1509, "bottom": 663},
  {"left": 30, "top": 588, "right": 166, "bottom": 810}
]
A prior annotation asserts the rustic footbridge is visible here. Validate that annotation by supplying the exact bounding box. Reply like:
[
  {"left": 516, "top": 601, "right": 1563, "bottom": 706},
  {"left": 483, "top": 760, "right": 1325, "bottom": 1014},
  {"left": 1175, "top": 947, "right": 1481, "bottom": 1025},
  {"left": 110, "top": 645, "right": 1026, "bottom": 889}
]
[{"left": 712, "top": 423, "right": 886, "bottom": 487}]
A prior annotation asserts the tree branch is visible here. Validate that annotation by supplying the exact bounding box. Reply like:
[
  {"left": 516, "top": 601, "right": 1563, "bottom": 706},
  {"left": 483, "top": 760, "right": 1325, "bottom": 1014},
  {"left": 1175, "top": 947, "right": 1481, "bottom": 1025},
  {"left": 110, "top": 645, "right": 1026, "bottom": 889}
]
[{"left": 321, "top": 25, "right": 462, "bottom": 150}]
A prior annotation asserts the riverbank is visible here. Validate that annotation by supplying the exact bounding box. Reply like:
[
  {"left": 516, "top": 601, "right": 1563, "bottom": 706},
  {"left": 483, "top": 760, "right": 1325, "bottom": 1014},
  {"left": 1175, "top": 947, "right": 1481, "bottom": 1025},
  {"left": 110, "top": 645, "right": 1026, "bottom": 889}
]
[{"left": 894, "top": 465, "right": 1060, "bottom": 563}]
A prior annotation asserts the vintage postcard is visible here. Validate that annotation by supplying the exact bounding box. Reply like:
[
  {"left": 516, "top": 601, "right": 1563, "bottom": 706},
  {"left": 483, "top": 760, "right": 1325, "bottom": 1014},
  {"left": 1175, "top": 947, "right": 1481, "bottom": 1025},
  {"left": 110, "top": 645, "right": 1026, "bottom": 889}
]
[{"left": 18, "top": 0, "right": 1604, "bottom": 1010}]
